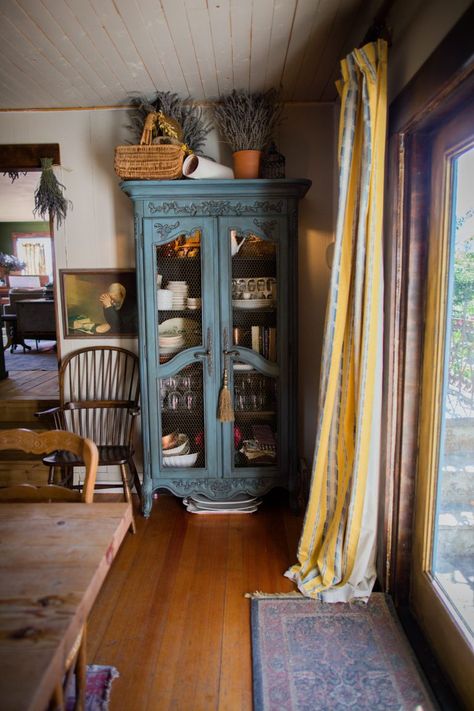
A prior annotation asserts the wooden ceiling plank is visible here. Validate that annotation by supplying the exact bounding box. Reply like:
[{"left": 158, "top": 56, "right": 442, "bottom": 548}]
[
  {"left": 89, "top": 0, "right": 156, "bottom": 96},
  {"left": 160, "top": 0, "right": 205, "bottom": 99},
  {"left": 230, "top": 0, "right": 253, "bottom": 91},
  {"left": 0, "top": 14, "right": 82, "bottom": 107},
  {"left": 208, "top": 0, "right": 233, "bottom": 97},
  {"left": 113, "top": 0, "right": 171, "bottom": 95},
  {"left": 0, "top": 66, "right": 40, "bottom": 110},
  {"left": 40, "top": 0, "right": 125, "bottom": 103},
  {"left": 16, "top": 0, "right": 111, "bottom": 105},
  {"left": 249, "top": 0, "right": 274, "bottom": 94},
  {"left": 136, "top": 0, "right": 189, "bottom": 97},
  {"left": 280, "top": 0, "right": 324, "bottom": 101},
  {"left": 12, "top": 0, "right": 104, "bottom": 105},
  {"left": 185, "top": 4, "right": 220, "bottom": 99},
  {"left": 64, "top": 0, "right": 151, "bottom": 98},
  {"left": 291, "top": 0, "right": 340, "bottom": 101},
  {"left": 0, "top": 51, "right": 58, "bottom": 109},
  {"left": 263, "top": 0, "right": 297, "bottom": 93},
  {"left": 315, "top": 0, "right": 384, "bottom": 100},
  {"left": 0, "top": 35, "right": 56, "bottom": 106}
]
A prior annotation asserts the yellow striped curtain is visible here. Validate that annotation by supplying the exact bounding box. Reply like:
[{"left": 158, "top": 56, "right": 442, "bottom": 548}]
[{"left": 286, "top": 40, "right": 388, "bottom": 602}]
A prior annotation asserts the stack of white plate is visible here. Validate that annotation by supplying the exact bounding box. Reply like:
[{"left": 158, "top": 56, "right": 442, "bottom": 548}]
[
  {"left": 159, "top": 333, "right": 185, "bottom": 353},
  {"left": 167, "top": 281, "right": 189, "bottom": 310},
  {"left": 183, "top": 492, "right": 262, "bottom": 514}
]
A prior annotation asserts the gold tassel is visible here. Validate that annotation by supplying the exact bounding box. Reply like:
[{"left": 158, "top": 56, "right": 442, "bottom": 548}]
[{"left": 217, "top": 366, "right": 234, "bottom": 422}]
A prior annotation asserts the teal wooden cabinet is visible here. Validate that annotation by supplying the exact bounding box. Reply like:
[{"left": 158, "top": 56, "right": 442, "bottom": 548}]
[{"left": 122, "top": 179, "right": 311, "bottom": 516}]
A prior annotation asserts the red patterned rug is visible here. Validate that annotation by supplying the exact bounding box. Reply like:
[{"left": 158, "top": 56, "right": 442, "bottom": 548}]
[
  {"left": 251, "top": 593, "right": 435, "bottom": 710},
  {"left": 66, "top": 665, "right": 119, "bottom": 711}
]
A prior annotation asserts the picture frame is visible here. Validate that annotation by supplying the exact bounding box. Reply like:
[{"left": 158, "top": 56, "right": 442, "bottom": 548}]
[{"left": 60, "top": 269, "right": 138, "bottom": 338}]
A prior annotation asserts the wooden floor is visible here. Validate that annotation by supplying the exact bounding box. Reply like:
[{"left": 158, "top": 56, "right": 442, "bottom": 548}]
[
  {"left": 0, "top": 368, "right": 58, "bottom": 400},
  {"left": 89, "top": 492, "right": 303, "bottom": 711}
]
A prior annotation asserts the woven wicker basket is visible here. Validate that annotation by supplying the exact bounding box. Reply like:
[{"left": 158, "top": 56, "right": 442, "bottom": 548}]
[{"left": 114, "top": 114, "right": 185, "bottom": 180}]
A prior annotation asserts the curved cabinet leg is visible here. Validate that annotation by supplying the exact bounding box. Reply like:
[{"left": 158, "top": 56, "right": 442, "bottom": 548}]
[{"left": 142, "top": 476, "right": 153, "bottom": 518}]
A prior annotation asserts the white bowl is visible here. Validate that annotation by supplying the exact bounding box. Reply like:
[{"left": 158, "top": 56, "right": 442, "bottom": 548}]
[
  {"left": 158, "top": 318, "right": 201, "bottom": 347},
  {"left": 162, "top": 451, "right": 198, "bottom": 467},
  {"left": 163, "top": 433, "right": 189, "bottom": 455}
]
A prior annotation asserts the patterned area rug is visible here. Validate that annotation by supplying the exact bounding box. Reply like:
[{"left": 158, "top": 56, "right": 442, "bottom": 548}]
[
  {"left": 251, "top": 593, "right": 435, "bottom": 710},
  {"left": 66, "top": 665, "right": 119, "bottom": 711},
  {"left": 4, "top": 339, "right": 58, "bottom": 371}
]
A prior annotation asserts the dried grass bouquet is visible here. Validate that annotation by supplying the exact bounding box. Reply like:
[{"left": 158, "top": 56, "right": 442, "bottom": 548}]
[{"left": 213, "top": 89, "right": 282, "bottom": 152}]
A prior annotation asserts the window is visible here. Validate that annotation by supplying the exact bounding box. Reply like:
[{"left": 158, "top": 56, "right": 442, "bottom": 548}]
[{"left": 13, "top": 233, "right": 53, "bottom": 282}]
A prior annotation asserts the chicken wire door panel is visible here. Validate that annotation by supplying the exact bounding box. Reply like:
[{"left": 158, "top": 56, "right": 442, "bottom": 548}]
[
  {"left": 142, "top": 217, "right": 220, "bottom": 488},
  {"left": 217, "top": 217, "right": 289, "bottom": 480},
  {"left": 159, "top": 362, "right": 207, "bottom": 471}
]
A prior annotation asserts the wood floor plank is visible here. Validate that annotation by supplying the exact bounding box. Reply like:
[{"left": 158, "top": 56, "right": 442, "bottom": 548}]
[
  {"left": 0, "top": 369, "right": 58, "bottom": 401},
  {"left": 88, "top": 492, "right": 303, "bottom": 711}
]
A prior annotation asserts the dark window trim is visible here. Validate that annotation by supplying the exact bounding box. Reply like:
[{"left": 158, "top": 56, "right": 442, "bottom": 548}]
[{"left": 380, "top": 5, "right": 474, "bottom": 603}]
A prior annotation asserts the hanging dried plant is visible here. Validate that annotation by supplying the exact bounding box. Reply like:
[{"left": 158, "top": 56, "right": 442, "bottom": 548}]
[
  {"left": 128, "top": 91, "right": 212, "bottom": 154},
  {"left": 33, "top": 158, "right": 71, "bottom": 228},
  {"left": 213, "top": 89, "right": 283, "bottom": 152}
]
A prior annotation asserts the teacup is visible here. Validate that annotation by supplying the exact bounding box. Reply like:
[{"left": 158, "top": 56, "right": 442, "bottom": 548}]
[{"left": 242, "top": 291, "right": 251, "bottom": 300}]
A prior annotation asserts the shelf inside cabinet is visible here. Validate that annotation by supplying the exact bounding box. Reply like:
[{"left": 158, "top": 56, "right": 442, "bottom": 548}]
[{"left": 234, "top": 410, "right": 276, "bottom": 418}]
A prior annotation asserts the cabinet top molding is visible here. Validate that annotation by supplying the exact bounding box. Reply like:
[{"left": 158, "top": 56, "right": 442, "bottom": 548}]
[{"left": 120, "top": 178, "right": 311, "bottom": 202}]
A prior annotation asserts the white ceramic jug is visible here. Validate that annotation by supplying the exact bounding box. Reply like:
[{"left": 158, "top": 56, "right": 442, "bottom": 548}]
[{"left": 230, "top": 233, "right": 246, "bottom": 256}]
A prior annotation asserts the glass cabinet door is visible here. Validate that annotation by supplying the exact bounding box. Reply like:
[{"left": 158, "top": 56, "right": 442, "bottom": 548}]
[
  {"left": 146, "top": 219, "right": 217, "bottom": 477},
  {"left": 219, "top": 219, "right": 286, "bottom": 476}
]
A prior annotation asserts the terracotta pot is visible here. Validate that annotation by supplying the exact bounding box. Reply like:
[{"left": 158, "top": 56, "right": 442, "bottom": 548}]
[{"left": 232, "top": 150, "right": 262, "bottom": 179}]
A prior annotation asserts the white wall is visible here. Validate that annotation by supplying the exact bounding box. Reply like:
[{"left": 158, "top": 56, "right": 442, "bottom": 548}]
[{"left": 0, "top": 104, "right": 336, "bottom": 470}]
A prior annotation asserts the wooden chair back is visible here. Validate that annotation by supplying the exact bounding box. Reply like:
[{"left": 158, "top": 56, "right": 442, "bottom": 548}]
[
  {"left": 0, "top": 429, "right": 98, "bottom": 503},
  {"left": 56, "top": 346, "right": 140, "bottom": 447}
]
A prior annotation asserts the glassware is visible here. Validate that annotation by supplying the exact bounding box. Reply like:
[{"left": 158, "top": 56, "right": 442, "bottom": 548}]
[
  {"left": 167, "top": 390, "right": 182, "bottom": 411},
  {"left": 178, "top": 375, "right": 192, "bottom": 392},
  {"left": 159, "top": 381, "right": 168, "bottom": 408},
  {"left": 183, "top": 390, "right": 196, "bottom": 410}
]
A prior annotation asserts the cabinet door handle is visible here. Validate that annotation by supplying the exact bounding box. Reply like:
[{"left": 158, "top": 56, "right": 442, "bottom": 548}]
[
  {"left": 222, "top": 327, "right": 240, "bottom": 359},
  {"left": 194, "top": 327, "right": 213, "bottom": 376}
]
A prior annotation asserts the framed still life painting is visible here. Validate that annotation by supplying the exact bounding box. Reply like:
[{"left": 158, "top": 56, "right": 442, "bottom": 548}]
[{"left": 60, "top": 269, "right": 138, "bottom": 338}]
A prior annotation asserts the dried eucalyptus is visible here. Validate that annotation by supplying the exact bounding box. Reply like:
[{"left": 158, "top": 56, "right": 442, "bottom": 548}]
[{"left": 34, "top": 158, "right": 71, "bottom": 228}]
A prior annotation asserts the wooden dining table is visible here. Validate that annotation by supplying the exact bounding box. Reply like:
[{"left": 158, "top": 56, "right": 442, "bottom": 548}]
[{"left": 0, "top": 502, "right": 133, "bottom": 711}]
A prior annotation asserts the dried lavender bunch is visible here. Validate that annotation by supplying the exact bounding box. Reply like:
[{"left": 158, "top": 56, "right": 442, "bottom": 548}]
[
  {"left": 213, "top": 89, "right": 282, "bottom": 152},
  {"left": 33, "top": 158, "right": 71, "bottom": 228},
  {"left": 128, "top": 91, "right": 212, "bottom": 154}
]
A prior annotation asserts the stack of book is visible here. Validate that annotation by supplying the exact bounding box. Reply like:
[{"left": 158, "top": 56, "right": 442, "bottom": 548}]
[
  {"left": 251, "top": 326, "right": 277, "bottom": 361},
  {"left": 183, "top": 492, "right": 261, "bottom": 514}
]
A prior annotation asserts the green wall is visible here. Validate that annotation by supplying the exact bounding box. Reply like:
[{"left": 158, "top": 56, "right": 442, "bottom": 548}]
[{"left": 0, "top": 221, "right": 50, "bottom": 254}]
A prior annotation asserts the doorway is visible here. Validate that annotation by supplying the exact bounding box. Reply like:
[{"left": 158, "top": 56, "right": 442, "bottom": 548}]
[{"left": 0, "top": 150, "right": 59, "bottom": 393}]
